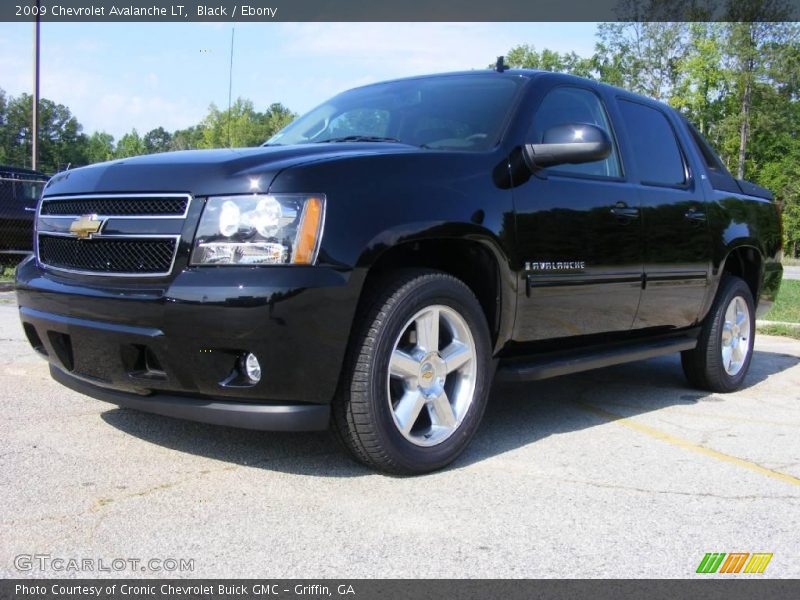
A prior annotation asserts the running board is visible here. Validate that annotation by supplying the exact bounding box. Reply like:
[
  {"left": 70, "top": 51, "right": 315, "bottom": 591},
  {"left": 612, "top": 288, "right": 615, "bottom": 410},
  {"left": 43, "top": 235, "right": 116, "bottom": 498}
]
[{"left": 496, "top": 336, "right": 698, "bottom": 383}]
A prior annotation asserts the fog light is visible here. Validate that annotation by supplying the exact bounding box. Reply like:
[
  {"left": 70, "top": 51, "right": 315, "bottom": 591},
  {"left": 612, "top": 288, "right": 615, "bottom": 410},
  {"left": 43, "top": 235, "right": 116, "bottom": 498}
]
[{"left": 243, "top": 353, "right": 261, "bottom": 383}]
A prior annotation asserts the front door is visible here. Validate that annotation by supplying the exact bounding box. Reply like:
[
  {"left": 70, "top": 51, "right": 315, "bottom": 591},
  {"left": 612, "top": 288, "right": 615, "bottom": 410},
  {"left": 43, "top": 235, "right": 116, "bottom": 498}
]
[{"left": 512, "top": 85, "right": 643, "bottom": 342}]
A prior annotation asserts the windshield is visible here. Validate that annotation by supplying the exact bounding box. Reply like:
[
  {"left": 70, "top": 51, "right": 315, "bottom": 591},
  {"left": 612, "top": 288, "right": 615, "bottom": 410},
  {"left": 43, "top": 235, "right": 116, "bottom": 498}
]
[{"left": 266, "top": 74, "right": 522, "bottom": 151}]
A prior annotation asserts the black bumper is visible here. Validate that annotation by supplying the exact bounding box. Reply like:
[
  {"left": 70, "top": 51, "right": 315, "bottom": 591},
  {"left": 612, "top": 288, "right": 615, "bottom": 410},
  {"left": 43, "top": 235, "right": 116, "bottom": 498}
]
[
  {"left": 16, "top": 258, "right": 364, "bottom": 430},
  {"left": 51, "top": 365, "right": 330, "bottom": 431}
]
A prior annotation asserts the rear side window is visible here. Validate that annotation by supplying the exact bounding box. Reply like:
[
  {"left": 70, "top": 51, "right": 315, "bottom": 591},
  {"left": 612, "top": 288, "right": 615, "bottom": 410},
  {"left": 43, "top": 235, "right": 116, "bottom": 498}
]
[
  {"left": 685, "top": 120, "right": 741, "bottom": 193},
  {"left": 618, "top": 100, "right": 686, "bottom": 186},
  {"left": 530, "top": 87, "right": 621, "bottom": 178}
]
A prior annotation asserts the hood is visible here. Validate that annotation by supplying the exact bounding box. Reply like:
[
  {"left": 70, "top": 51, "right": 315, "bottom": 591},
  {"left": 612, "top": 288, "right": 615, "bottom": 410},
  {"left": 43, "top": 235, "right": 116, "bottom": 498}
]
[{"left": 43, "top": 144, "right": 419, "bottom": 197}]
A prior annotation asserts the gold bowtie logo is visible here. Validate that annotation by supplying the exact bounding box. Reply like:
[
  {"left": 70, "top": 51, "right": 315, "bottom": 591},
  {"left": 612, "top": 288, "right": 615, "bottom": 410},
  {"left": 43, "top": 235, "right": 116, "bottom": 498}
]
[{"left": 69, "top": 214, "right": 103, "bottom": 239}]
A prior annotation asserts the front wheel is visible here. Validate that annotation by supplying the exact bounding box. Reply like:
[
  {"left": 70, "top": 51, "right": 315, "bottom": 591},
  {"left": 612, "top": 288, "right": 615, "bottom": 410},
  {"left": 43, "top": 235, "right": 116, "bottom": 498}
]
[
  {"left": 332, "top": 270, "right": 492, "bottom": 475},
  {"left": 681, "top": 276, "right": 755, "bottom": 392}
]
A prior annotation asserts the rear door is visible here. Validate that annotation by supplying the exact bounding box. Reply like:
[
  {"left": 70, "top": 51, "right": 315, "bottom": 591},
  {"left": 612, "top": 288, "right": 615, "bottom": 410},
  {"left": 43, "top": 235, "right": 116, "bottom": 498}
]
[{"left": 614, "top": 98, "right": 711, "bottom": 330}]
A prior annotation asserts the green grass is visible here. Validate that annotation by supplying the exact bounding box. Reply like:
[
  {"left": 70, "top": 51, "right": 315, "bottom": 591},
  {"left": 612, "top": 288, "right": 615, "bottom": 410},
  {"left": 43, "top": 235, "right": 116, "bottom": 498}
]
[
  {"left": 763, "top": 279, "right": 800, "bottom": 323},
  {"left": 758, "top": 322, "right": 800, "bottom": 340},
  {"left": 782, "top": 256, "right": 800, "bottom": 266},
  {"left": 758, "top": 278, "right": 800, "bottom": 339}
]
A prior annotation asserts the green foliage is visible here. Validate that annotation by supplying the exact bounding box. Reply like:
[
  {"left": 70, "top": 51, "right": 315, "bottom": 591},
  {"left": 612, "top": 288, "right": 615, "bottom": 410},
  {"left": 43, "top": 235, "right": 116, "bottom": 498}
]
[
  {"left": 197, "top": 100, "right": 296, "bottom": 149},
  {"left": 0, "top": 90, "right": 89, "bottom": 172},
  {"left": 115, "top": 129, "right": 146, "bottom": 158},
  {"left": 0, "top": 88, "right": 296, "bottom": 170},
  {"left": 757, "top": 322, "right": 800, "bottom": 338},
  {"left": 764, "top": 279, "right": 800, "bottom": 323},
  {"left": 85, "top": 131, "right": 115, "bottom": 164},
  {"left": 505, "top": 44, "right": 595, "bottom": 78}
]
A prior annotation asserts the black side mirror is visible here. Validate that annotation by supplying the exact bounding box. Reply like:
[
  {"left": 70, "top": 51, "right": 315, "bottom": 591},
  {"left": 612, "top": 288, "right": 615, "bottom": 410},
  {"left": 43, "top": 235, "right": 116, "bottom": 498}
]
[{"left": 522, "top": 123, "right": 612, "bottom": 171}]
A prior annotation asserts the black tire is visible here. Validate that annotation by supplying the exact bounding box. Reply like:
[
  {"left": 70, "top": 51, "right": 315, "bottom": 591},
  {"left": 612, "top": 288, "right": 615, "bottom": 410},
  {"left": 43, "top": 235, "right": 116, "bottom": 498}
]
[
  {"left": 332, "top": 269, "right": 492, "bottom": 475},
  {"left": 681, "top": 276, "right": 755, "bottom": 392}
]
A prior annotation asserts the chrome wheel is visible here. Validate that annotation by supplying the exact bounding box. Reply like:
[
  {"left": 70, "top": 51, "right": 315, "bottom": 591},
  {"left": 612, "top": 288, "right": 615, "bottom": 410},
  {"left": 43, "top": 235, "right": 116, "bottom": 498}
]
[
  {"left": 721, "top": 295, "right": 751, "bottom": 376},
  {"left": 387, "top": 304, "right": 477, "bottom": 447}
]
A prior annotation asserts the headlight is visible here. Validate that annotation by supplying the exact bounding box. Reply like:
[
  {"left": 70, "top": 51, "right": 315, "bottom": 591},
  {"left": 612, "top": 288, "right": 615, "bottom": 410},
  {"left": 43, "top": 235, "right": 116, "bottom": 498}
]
[{"left": 191, "top": 194, "right": 325, "bottom": 265}]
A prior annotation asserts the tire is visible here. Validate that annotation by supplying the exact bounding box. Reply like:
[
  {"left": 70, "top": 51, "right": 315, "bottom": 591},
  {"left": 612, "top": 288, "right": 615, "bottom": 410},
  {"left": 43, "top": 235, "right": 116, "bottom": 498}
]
[
  {"left": 332, "top": 269, "right": 492, "bottom": 475},
  {"left": 681, "top": 276, "right": 755, "bottom": 393}
]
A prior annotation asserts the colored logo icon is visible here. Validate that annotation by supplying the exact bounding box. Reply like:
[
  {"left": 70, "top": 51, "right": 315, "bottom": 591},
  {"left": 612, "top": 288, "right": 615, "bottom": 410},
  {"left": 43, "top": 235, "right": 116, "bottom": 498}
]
[{"left": 697, "top": 553, "right": 773, "bottom": 574}]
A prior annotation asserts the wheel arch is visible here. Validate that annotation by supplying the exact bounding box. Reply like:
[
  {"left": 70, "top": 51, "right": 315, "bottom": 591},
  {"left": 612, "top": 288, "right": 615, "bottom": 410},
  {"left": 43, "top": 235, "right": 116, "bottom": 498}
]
[
  {"left": 719, "top": 243, "right": 763, "bottom": 305},
  {"left": 354, "top": 228, "right": 516, "bottom": 353}
]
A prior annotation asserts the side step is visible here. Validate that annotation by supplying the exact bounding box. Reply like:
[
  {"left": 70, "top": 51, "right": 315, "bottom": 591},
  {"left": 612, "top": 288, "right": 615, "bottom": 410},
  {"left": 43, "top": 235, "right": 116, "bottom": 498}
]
[{"left": 496, "top": 336, "right": 698, "bottom": 383}]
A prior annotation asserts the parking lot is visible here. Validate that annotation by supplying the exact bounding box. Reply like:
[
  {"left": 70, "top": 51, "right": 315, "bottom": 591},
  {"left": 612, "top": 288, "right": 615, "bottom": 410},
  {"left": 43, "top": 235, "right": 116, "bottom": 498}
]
[{"left": 1, "top": 290, "right": 799, "bottom": 578}]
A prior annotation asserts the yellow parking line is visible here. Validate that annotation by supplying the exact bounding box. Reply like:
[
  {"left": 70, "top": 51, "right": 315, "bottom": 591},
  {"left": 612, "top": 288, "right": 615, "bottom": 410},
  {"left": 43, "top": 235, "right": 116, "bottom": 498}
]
[
  {"left": 597, "top": 401, "right": 799, "bottom": 428},
  {"left": 573, "top": 401, "right": 800, "bottom": 487}
]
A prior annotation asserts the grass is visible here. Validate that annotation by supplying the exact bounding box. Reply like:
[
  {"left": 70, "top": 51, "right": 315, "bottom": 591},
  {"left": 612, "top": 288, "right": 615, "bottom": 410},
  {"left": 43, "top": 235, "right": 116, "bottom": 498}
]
[
  {"left": 0, "top": 266, "right": 15, "bottom": 283},
  {"left": 763, "top": 279, "right": 800, "bottom": 323},
  {"left": 782, "top": 256, "right": 800, "bottom": 266},
  {"left": 758, "top": 322, "right": 800, "bottom": 339},
  {"left": 758, "top": 279, "right": 800, "bottom": 339}
]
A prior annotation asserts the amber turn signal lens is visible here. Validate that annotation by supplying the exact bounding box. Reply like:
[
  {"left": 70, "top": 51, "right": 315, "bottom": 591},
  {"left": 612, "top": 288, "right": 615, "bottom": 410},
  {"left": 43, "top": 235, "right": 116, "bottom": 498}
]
[{"left": 292, "top": 197, "right": 323, "bottom": 264}]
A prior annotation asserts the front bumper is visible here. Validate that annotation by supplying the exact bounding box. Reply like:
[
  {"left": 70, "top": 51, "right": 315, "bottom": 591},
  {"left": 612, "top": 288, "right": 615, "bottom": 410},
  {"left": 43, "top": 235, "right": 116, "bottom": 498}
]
[
  {"left": 16, "top": 258, "right": 363, "bottom": 430},
  {"left": 51, "top": 365, "right": 329, "bottom": 430}
]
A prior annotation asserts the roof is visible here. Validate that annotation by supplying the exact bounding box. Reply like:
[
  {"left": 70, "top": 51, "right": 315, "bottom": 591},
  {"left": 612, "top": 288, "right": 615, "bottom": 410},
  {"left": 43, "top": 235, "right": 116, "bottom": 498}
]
[{"left": 0, "top": 164, "right": 49, "bottom": 179}]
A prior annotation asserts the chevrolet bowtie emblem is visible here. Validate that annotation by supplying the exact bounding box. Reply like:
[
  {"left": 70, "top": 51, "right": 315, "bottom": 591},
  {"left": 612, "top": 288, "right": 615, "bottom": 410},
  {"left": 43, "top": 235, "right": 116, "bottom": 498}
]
[{"left": 69, "top": 214, "right": 103, "bottom": 239}]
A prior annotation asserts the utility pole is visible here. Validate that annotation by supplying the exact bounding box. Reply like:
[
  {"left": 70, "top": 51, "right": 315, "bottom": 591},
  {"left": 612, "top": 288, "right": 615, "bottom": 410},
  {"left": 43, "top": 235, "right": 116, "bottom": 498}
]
[
  {"left": 32, "top": 0, "right": 41, "bottom": 170},
  {"left": 227, "top": 26, "right": 235, "bottom": 148}
]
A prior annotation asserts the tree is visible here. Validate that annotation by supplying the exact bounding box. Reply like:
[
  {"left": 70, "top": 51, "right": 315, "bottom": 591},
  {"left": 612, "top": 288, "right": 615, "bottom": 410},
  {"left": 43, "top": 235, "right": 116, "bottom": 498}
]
[
  {"left": 85, "top": 131, "right": 115, "bottom": 164},
  {"left": 115, "top": 129, "right": 145, "bottom": 158},
  {"left": 198, "top": 99, "right": 296, "bottom": 149},
  {"left": 0, "top": 92, "right": 88, "bottom": 172},
  {"left": 0, "top": 88, "right": 7, "bottom": 164},
  {"left": 170, "top": 125, "right": 204, "bottom": 151},
  {"left": 595, "top": 21, "right": 688, "bottom": 100},
  {"left": 143, "top": 127, "right": 172, "bottom": 154},
  {"left": 505, "top": 45, "right": 595, "bottom": 78}
]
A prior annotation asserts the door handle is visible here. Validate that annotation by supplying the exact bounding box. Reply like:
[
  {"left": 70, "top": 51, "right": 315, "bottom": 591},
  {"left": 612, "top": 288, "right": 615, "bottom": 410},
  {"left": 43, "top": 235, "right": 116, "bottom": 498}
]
[
  {"left": 685, "top": 208, "right": 707, "bottom": 222},
  {"left": 24, "top": 207, "right": 36, "bottom": 212},
  {"left": 610, "top": 202, "right": 639, "bottom": 219}
]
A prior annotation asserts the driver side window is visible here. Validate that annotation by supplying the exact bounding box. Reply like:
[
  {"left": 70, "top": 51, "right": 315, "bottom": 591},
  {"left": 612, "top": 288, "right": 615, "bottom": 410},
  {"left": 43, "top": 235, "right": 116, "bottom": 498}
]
[{"left": 531, "top": 87, "right": 621, "bottom": 178}]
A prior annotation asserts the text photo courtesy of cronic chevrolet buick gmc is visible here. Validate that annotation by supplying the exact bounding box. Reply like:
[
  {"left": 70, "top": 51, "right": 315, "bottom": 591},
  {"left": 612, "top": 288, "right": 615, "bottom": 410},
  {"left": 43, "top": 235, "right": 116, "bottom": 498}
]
[{"left": 15, "top": 68, "right": 782, "bottom": 474}]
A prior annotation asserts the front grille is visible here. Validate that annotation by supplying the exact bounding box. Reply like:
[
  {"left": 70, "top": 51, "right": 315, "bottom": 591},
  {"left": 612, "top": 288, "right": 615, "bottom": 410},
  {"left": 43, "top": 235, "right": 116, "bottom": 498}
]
[
  {"left": 41, "top": 195, "right": 188, "bottom": 216},
  {"left": 38, "top": 235, "right": 177, "bottom": 275}
]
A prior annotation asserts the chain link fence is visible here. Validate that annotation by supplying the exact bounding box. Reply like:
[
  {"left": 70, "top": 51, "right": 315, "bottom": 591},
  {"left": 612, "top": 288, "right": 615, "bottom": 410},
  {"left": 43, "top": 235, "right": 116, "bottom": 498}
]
[{"left": 1, "top": 168, "right": 50, "bottom": 268}]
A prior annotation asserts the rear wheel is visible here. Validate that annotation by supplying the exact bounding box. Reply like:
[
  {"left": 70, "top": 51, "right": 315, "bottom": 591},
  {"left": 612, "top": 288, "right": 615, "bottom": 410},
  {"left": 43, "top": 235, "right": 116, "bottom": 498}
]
[
  {"left": 681, "top": 276, "right": 755, "bottom": 392},
  {"left": 332, "top": 270, "right": 492, "bottom": 475}
]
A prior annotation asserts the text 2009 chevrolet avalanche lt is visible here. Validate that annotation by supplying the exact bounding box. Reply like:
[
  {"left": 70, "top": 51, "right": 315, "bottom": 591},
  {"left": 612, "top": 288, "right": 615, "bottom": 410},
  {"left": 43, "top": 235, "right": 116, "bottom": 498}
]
[{"left": 16, "top": 69, "right": 783, "bottom": 474}]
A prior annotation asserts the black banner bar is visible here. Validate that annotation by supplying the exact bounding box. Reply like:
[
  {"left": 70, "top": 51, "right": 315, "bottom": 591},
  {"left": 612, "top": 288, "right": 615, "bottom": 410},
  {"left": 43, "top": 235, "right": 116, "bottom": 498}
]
[
  {"left": 2, "top": 0, "right": 800, "bottom": 22},
  {"left": 3, "top": 580, "right": 800, "bottom": 600}
]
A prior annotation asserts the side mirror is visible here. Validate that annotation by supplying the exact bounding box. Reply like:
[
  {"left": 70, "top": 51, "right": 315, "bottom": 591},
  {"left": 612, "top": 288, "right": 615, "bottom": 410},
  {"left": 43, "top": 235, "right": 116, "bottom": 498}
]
[{"left": 522, "top": 123, "right": 612, "bottom": 171}]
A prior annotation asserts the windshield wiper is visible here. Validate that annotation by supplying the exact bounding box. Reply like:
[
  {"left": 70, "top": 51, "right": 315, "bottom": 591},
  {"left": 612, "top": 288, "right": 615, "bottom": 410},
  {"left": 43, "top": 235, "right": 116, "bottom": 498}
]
[{"left": 315, "top": 135, "right": 403, "bottom": 144}]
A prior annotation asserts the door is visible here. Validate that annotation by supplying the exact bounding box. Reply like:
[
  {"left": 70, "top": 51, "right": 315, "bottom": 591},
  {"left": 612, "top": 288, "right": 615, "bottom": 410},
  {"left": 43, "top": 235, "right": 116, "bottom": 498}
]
[
  {"left": 512, "top": 85, "right": 643, "bottom": 342},
  {"left": 615, "top": 99, "right": 711, "bottom": 330}
]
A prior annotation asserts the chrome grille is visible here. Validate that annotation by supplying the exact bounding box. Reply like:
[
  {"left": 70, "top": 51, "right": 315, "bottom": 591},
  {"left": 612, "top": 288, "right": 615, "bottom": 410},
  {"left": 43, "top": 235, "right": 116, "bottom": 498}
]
[{"left": 36, "top": 193, "right": 190, "bottom": 277}]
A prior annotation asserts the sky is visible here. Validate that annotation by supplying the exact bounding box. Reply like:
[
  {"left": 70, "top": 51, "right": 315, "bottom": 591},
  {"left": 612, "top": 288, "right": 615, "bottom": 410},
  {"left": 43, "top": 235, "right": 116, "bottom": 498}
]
[{"left": 0, "top": 22, "right": 598, "bottom": 139}]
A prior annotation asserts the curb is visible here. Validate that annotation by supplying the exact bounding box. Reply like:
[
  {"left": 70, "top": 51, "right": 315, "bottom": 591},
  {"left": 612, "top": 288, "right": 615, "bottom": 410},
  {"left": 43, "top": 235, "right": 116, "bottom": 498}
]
[{"left": 757, "top": 319, "right": 800, "bottom": 329}]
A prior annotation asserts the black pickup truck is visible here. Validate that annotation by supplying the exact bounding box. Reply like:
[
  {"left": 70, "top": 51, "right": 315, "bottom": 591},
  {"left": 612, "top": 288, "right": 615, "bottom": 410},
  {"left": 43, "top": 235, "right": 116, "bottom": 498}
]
[
  {"left": 15, "top": 69, "right": 783, "bottom": 474},
  {"left": 1, "top": 165, "right": 49, "bottom": 264}
]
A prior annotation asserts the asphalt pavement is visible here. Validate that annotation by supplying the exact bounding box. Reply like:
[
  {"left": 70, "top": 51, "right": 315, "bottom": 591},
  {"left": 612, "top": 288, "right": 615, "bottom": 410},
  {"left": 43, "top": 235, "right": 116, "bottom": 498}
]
[{"left": 1, "top": 292, "right": 799, "bottom": 578}]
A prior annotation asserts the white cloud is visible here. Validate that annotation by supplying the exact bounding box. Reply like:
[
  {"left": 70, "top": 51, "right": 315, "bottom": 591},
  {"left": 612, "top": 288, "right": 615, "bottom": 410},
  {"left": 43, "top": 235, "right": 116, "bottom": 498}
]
[{"left": 1, "top": 22, "right": 599, "bottom": 139}]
